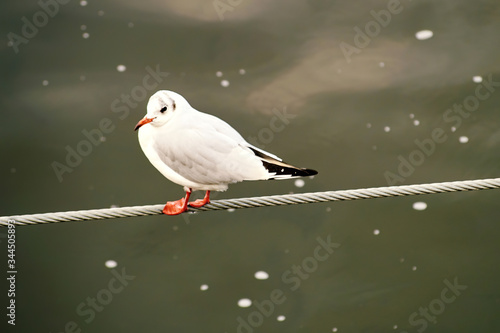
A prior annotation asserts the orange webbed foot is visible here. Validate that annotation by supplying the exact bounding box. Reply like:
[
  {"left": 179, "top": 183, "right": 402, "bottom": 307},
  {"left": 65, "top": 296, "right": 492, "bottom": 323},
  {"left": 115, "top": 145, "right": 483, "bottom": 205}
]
[
  {"left": 163, "top": 197, "right": 188, "bottom": 215},
  {"left": 188, "top": 190, "right": 211, "bottom": 208}
]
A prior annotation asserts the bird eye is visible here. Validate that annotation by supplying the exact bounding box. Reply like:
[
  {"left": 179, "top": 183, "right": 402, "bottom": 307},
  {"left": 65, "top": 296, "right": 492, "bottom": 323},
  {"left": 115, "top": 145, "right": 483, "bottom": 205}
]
[{"left": 160, "top": 106, "right": 167, "bottom": 113}]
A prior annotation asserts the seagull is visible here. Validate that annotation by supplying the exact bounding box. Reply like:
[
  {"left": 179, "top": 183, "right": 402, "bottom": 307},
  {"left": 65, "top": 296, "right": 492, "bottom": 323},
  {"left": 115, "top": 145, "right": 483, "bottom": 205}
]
[{"left": 134, "top": 90, "right": 318, "bottom": 215}]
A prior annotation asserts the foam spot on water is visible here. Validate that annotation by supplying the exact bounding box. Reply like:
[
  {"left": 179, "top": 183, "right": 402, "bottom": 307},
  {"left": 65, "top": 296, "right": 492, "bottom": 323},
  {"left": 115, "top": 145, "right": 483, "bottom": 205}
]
[
  {"left": 472, "top": 76, "right": 483, "bottom": 83},
  {"left": 239, "top": 69, "right": 246, "bottom": 75},
  {"left": 216, "top": 71, "right": 223, "bottom": 77},
  {"left": 105, "top": 260, "right": 117, "bottom": 268},
  {"left": 413, "top": 120, "right": 420, "bottom": 126},
  {"left": 42, "top": 80, "right": 49, "bottom": 86},
  {"left": 384, "top": 126, "right": 391, "bottom": 132},
  {"left": 254, "top": 271, "right": 269, "bottom": 280},
  {"left": 373, "top": 229, "right": 380, "bottom": 235},
  {"left": 415, "top": 30, "right": 433, "bottom": 40},
  {"left": 80, "top": 0, "right": 88, "bottom": 6},
  {"left": 277, "top": 315, "right": 286, "bottom": 322},
  {"left": 82, "top": 32, "right": 90, "bottom": 39},
  {"left": 459, "top": 136, "right": 469, "bottom": 143},
  {"left": 238, "top": 298, "right": 252, "bottom": 308},
  {"left": 117, "top": 64, "right": 126, "bottom": 72},
  {"left": 200, "top": 284, "right": 209, "bottom": 291},
  {"left": 221, "top": 80, "right": 230, "bottom": 87},
  {"left": 412, "top": 202, "right": 427, "bottom": 211},
  {"left": 294, "top": 179, "right": 305, "bottom": 188}
]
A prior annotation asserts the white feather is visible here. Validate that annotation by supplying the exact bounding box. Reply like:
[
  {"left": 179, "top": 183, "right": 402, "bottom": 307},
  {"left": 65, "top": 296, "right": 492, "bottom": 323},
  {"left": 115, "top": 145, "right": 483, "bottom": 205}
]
[{"left": 137, "top": 91, "right": 272, "bottom": 191}]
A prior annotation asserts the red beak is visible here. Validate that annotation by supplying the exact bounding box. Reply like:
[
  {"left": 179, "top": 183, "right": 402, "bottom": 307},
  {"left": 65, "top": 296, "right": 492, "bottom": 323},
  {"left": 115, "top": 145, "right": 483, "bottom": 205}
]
[{"left": 134, "top": 117, "right": 154, "bottom": 131}]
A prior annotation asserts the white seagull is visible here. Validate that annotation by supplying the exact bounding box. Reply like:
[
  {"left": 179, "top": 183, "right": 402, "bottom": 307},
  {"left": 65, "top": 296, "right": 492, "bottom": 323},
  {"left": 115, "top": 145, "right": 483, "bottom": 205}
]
[{"left": 134, "top": 90, "right": 317, "bottom": 215}]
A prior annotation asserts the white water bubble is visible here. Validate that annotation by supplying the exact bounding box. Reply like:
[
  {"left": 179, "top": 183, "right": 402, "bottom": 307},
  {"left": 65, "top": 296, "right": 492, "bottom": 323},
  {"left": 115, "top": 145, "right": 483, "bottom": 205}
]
[
  {"left": 216, "top": 71, "right": 223, "bottom": 77},
  {"left": 239, "top": 69, "right": 246, "bottom": 75},
  {"left": 277, "top": 315, "right": 286, "bottom": 321},
  {"left": 413, "top": 120, "right": 420, "bottom": 126},
  {"left": 42, "top": 80, "right": 49, "bottom": 86},
  {"left": 238, "top": 298, "right": 252, "bottom": 308},
  {"left": 472, "top": 76, "right": 483, "bottom": 83},
  {"left": 117, "top": 64, "right": 127, "bottom": 72},
  {"left": 459, "top": 136, "right": 469, "bottom": 143},
  {"left": 254, "top": 271, "right": 269, "bottom": 280},
  {"left": 412, "top": 201, "right": 427, "bottom": 211},
  {"left": 384, "top": 126, "right": 391, "bottom": 132},
  {"left": 294, "top": 179, "right": 305, "bottom": 188},
  {"left": 200, "top": 284, "right": 209, "bottom": 291},
  {"left": 415, "top": 30, "right": 433, "bottom": 40},
  {"left": 221, "top": 80, "right": 230, "bottom": 87},
  {"left": 105, "top": 260, "right": 117, "bottom": 268},
  {"left": 80, "top": 0, "right": 87, "bottom": 6},
  {"left": 378, "top": 62, "right": 385, "bottom": 68},
  {"left": 82, "top": 32, "right": 90, "bottom": 39},
  {"left": 373, "top": 229, "right": 380, "bottom": 235}
]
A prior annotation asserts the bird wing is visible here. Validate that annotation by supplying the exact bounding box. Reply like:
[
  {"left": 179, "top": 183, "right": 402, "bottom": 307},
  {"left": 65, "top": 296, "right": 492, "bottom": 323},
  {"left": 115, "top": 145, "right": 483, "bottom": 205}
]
[{"left": 152, "top": 110, "right": 269, "bottom": 186}]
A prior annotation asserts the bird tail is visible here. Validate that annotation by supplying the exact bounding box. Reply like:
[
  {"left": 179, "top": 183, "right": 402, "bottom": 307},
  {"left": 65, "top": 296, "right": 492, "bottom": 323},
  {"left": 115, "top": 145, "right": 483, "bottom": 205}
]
[{"left": 247, "top": 146, "right": 318, "bottom": 180}]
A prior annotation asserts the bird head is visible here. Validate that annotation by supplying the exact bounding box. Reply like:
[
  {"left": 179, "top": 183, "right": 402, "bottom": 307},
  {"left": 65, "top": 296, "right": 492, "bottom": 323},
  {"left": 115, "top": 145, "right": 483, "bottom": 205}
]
[{"left": 134, "top": 90, "right": 191, "bottom": 131}]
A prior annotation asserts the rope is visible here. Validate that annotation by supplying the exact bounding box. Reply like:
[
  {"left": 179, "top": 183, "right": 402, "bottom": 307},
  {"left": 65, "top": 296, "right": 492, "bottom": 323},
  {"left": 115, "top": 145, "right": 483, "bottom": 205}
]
[{"left": 1, "top": 177, "right": 500, "bottom": 227}]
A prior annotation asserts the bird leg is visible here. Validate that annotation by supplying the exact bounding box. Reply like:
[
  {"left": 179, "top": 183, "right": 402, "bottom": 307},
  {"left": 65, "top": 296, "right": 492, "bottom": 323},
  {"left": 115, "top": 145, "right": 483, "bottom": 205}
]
[
  {"left": 162, "top": 190, "right": 192, "bottom": 215},
  {"left": 188, "top": 190, "right": 211, "bottom": 208}
]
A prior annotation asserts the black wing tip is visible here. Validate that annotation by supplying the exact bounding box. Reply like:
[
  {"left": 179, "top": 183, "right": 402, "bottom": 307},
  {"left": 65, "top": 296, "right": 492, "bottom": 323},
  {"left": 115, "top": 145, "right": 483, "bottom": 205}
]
[
  {"left": 301, "top": 168, "right": 318, "bottom": 176},
  {"left": 262, "top": 161, "right": 318, "bottom": 178}
]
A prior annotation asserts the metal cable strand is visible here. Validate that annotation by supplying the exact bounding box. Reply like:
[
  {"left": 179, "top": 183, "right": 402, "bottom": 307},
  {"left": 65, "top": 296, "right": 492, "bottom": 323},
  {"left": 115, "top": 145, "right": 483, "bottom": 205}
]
[{"left": 1, "top": 177, "right": 500, "bottom": 227}]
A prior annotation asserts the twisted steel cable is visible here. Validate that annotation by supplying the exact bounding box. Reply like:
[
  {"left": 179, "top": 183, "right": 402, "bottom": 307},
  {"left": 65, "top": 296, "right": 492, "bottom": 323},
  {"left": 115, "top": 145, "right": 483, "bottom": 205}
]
[{"left": 1, "top": 177, "right": 500, "bottom": 227}]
